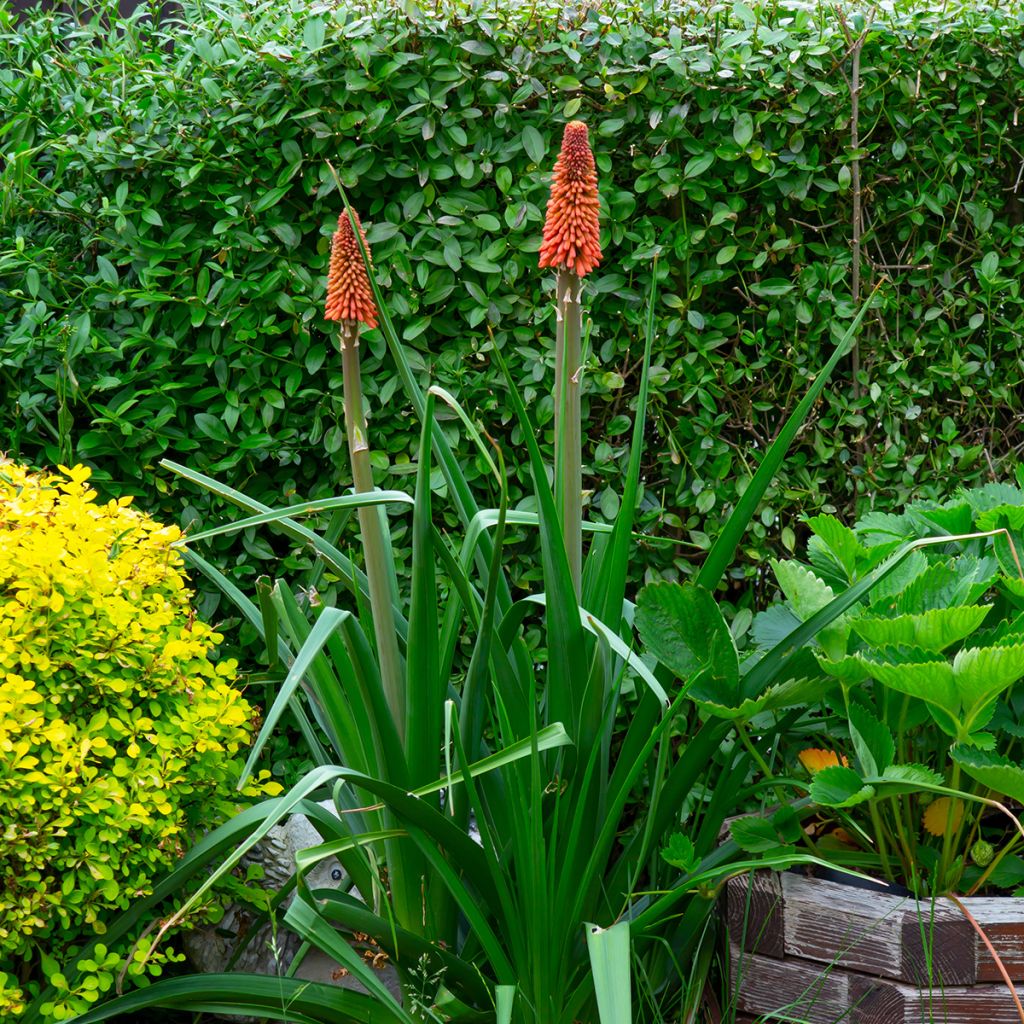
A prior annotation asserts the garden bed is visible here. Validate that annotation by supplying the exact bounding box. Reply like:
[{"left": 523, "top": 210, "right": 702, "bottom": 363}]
[{"left": 727, "top": 871, "right": 1024, "bottom": 1023}]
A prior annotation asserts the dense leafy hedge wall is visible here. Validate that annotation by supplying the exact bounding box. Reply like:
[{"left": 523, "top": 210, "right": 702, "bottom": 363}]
[{"left": 3, "top": 0, "right": 1024, "bottom": 611}]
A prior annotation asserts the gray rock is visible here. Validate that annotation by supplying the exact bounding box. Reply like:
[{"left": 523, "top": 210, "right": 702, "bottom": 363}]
[{"left": 184, "top": 801, "right": 399, "bottom": 1014}]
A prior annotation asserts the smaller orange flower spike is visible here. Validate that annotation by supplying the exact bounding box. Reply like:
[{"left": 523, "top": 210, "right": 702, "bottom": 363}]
[
  {"left": 797, "top": 748, "right": 849, "bottom": 774},
  {"left": 325, "top": 209, "right": 378, "bottom": 328},
  {"left": 539, "top": 120, "right": 602, "bottom": 278}
]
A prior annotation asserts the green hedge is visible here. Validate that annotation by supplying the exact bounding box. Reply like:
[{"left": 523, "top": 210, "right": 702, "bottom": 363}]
[{"left": 3, "top": 0, "right": 1024, "bottom": 612}]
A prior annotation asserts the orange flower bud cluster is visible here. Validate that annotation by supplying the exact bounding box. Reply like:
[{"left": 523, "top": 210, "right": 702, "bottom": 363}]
[
  {"left": 325, "top": 209, "right": 378, "bottom": 328},
  {"left": 538, "top": 121, "right": 602, "bottom": 278}
]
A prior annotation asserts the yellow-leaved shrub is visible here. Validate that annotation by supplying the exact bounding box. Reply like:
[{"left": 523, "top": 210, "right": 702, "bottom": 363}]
[{"left": 0, "top": 460, "right": 273, "bottom": 1019}]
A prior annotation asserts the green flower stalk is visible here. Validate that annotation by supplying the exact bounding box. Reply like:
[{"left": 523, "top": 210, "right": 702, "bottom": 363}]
[
  {"left": 325, "top": 208, "right": 404, "bottom": 731},
  {"left": 539, "top": 121, "right": 602, "bottom": 597}
]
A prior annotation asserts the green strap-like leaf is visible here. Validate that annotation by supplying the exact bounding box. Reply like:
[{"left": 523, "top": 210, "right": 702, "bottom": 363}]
[
  {"left": 406, "top": 396, "right": 442, "bottom": 785},
  {"left": 492, "top": 344, "right": 591, "bottom": 745},
  {"left": 64, "top": 974, "right": 402, "bottom": 1024},
  {"left": 587, "top": 919, "right": 632, "bottom": 1024},
  {"left": 285, "top": 896, "right": 418, "bottom": 1022},
  {"left": 696, "top": 288, "right": 877, "bottom": 592},
  {"left": 173, "top": 490, "right": 413, "bottom": 544}
]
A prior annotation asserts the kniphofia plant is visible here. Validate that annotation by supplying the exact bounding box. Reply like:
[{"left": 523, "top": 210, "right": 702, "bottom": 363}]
[
  {"left": 324, "top": 208, "right": 404, "bottom": 731},
  {"left": 64, "top": 138, "right": 877, "bottom": 1024},
  {"left": 539, "top": 120, "right": 602, "bottom": 598}
]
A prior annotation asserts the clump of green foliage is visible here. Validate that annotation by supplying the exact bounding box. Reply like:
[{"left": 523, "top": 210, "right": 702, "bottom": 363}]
[
  {"left": 3, "top": 0, "right": 1023, "bottom": 616},
  {"left": 0, "top": 460, "right": 274, "bottom": 1020},
  {"left": 728, "top": 484, "right": 1024, "bottom": 897}
]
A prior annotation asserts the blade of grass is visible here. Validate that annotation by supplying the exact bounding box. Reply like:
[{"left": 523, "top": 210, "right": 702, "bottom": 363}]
[
  {"left": 428, "top": 384, "right": 501, "bottom": 483},
  {"left": 238, "top": 606, "right": 355, "bottom": 787},
  {"left": 170, "top": 491, "right": 413, "bottom": 545},
  {"left": 312, "top": 889, "right": 491, "bottom": 1004},
  {"left": 496, "top": 985, "right": 516, "bottom": 1024},
  {"left": 162, "top": 458, "right": 409, "bottom": 636},
  {"left": 459, "top": 440, "right": 511, "bottom": 767},
  {"left": 515, "top": 594, "right": 669, "bottom": 706}
]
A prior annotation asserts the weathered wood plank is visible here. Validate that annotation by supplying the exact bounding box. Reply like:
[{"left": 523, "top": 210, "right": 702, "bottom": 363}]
[
  {"left": 905, "top": 981, "right": 1024, "bottom": 1023},
  {"left": 900, "top": 904, "right": 976, "bottom": 986},
  {"left": 727, "top": 871, "right": 1024, "bottom": 1021},
  {"left": 781, "top": 873, "right": 908, "bottom": 980},
  {"left": 777, "top": 873, "right": 976, "bottom": 984},
  {"left": 849, "top": 973, "right": 907, "bottom": 1024},
  {"left": 730, "top": 943, "right": 850, "bottom": 1024},
  {"left": 733, "top": 958, "right": 1024, "bottom": 1024},
  {"left": 726, "top": 872, "right": 785, "bottom": 958},
  {"left": 967, "top": 898, "right": 1024, "bottom": 982}
]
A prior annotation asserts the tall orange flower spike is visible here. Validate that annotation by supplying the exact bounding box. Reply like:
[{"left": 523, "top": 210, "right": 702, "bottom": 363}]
[
  {"left": 325, "top": 208, "right": 378, "bottom": 328},
  {"left": 538, "top": 120, "right": 602, "bottom": 279}
]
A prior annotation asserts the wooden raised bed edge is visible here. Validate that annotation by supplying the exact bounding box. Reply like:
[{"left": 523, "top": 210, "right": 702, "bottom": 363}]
[{"left": 726, "top": 870, "right": 1024, "bottom": 1024}]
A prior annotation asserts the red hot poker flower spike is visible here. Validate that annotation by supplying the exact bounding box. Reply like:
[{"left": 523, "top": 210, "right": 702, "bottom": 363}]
[
  {"left": 538, "top": 121, "right": 602, "bottom": 279},
  {"left": 325, "top": 209, "right": 378, "bottom": 328}
]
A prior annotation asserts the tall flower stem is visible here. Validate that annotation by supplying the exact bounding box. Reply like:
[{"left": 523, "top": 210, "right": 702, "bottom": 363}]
[
  {"left": 339, "top": 322, "right": 405, "bottom": 733},
  {"left": 555, "top": 268, "right": 583, "bottom": 598},
  {"left": 539, "top": 120, "right": 602, "bottom": 599}
]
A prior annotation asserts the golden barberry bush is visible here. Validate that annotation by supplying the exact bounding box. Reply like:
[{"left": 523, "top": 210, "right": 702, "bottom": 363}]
[{"left": 0, "top": 460, "right": 272, "bottom": 1018}]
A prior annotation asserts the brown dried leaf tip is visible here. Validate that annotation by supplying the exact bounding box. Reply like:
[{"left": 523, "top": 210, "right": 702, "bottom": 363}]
[
  {"left": 325, "top": 208, "right": 378, "bottom": 328},
  {"left": 538, "top": 120, "right": 602, "bottom": 279}
]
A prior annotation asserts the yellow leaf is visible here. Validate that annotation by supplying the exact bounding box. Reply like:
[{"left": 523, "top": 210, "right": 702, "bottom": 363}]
[
  {"left": 798, "top": 748, "right": 849, "bottom": 773},
  {"left": 923, "top": 796, "right": 964, "bottom": 836}
]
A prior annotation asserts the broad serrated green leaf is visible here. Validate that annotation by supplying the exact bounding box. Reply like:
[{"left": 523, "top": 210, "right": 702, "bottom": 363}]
[
  {"left": 751, "top": 604, "right": 802, "bottom": 650},
  {"left": 772, "top": 559, "right": 852, "bottom": 657},
  {"left": 661, "top": 833, "right": 700, "bottom": 872},
  {"left": 853, "top": 605, "right": 992, "bottom": 653},
  {"left": 951, "top": 746, "right": 1024, "bottom": 804},
  {"left": 806, "top": 513, "right": 864, "bottom": 582},
  {"left": 635, "top": 581, "right": 740, "bottom": 704},
  {"left": 879, "top": 763, "right": 945, "bottom": 787},
  {"left": 861, "top": 651, "right": 959, "bottom": 723},
  {"left": 810, "top": 765, "right": 875, "bottom": 808},
  {"left": 730, "top": 809, "right": 802, "bottom": 852},
  {"left": 817, "top": 654, "right": 870, "bottom": 683},
  {"left": 954, "top": 643, "right": 1024, "bottom": 721},
  {"left": 847, "top": 701, "right": 894, "bottom": 777}
]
